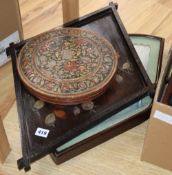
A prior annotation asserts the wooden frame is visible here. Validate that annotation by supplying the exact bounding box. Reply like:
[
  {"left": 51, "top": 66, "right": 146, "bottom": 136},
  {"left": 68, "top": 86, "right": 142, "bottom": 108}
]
[
  {"left": 50, "top": 34, "right": 164, "bottom": 164},
  {"left": 129, "top": 34, "right": 164, "bottom": 87}
]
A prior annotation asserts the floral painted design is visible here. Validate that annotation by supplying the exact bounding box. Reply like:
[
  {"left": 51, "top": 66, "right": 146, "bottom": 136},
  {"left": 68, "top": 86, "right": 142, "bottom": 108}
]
[{"left": 17, "top": 28, "right": 118, "bottom": 103}]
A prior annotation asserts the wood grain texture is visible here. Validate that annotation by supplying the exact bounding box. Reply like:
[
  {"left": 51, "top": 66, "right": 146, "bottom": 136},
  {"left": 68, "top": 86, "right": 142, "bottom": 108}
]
[
  {"left": 0, "top": 116, "right": 10, "bottom": 163},
  {"left": 1, "top": 0, "right": 172, "bottom": 174},
  {"left": 62, "top": 0, "right": 79, "bottom": 23},
  {"left": 0, "top": 62, "right": 15, "bottom": 119}
]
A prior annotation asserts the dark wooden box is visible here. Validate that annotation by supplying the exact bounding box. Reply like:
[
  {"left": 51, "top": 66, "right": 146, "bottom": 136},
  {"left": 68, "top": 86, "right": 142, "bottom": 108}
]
[{"left": 51, "top": 33, "right": 164, "bottom": 164}]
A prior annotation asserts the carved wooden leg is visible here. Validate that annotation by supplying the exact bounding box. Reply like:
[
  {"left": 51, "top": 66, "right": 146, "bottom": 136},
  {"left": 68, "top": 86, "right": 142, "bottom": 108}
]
[
  {"left": 0, "top": 116, "right": 11, "bottom": 163},
  {"left": 62, "top": 0, "right": 79, "bottom": 23}
]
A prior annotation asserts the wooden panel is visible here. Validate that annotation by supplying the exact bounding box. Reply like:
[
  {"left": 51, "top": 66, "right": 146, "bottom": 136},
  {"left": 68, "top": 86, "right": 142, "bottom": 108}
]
[
  {"left": 152, "top": 11, "right": 172, "bottom": 41},
  {"left": 62, "top": 0, "right": 79, "bottom": 23},
  {"left": 125, "top": 3, "right": 170, "bottom": 34},
  {"left": 0, "top": 117, "right": 10, "bottom": 163},
  {"left": 0, "top": 63, "right": 15, "bottom": 119}
]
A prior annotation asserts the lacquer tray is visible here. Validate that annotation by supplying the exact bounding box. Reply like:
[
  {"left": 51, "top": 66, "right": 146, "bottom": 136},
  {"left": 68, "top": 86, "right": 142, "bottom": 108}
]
[
  {"left": 51, "top": 34, "right": 164, "bottom": 164},
  {"left": 8, "top": 3, "right": 154, "bottom": 171}
]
